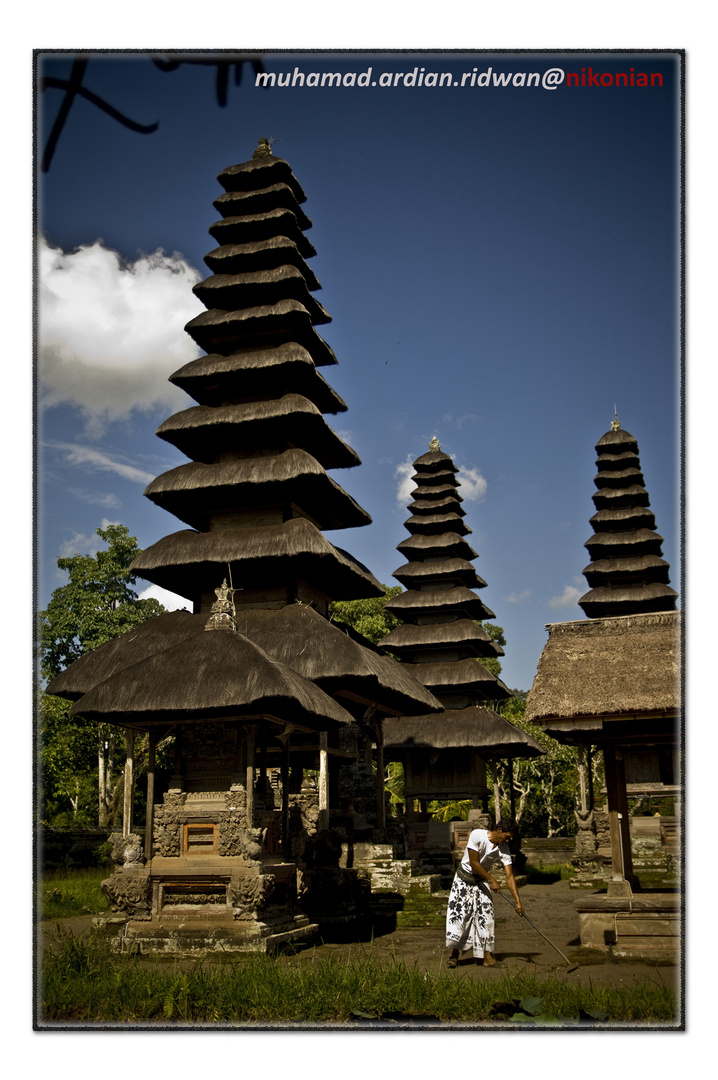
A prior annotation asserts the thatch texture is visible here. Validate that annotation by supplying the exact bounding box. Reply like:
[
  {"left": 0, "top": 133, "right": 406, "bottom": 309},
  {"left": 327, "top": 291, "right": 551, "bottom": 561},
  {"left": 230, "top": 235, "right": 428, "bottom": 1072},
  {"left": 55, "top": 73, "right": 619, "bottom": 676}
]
[
  {"left": 184, "top": 300, "right": 337, "bottom": 366},
  {"left": 217, "top": 156, "right": 307, "bottom": 200},
  {"left": 525, "top": 611, "right": 681, "bottom": 722},
  {"left": 584, "top": 528, "right": 665, "bottom": 553},
  {"left": 143, "top": 448, "right": 371, "bottom": 532},
  {"left": 204, "top": 237, "right": 320, "bottom": 287},
  {"left": 408, "top": 496, "right": 465, "bottom": 515},
  {"left": 589, "top": 506, "right": 656, "bottom": 529},
  {"left": 581, "top": 554, "right": 671, "bottom": 584},
  {"left": 380, "top": 619, "right": 503, "bottom": 657},
  {"left": 578, "top": 583, "right": 679, "bottom": 613},
  {"left": 593, "top": 484, "right": 650, "bottom": 508},
  {"left": 168, "top": 345, "right": 346, "bottom": 414},
  {"left": 238, "top": 605, "right": 443, "bottom": 716},
  {"left": 396, "top": 532, "right": 478, "bottom": 561},
  {"left": 392, "top": 559, "right": 486, "bottom": 589},
  {"left": 130, "top": 518, "right": 384, "bottom": 600},
  {"left": 68, "top": 626, "right": 353, "bottom": 730},
  {"left": 385, "top": 586, "right": 494, "bottom": 621},
  {"left": 214, "top": 183, "right": 311, "bottom": 229},
  {"left": 403, "top": 513, "right": 470, "bottom": 536},
  {"left": 155, "top": 396, "right": 360, "bottom": 469},
  {"left": 409, "top": 659, "right": 511, "bottom": 698},
  {"left": 208, "top": 209, "right": 315, "bottom": 257},
  {"left": 383, "top": 707, "right": 544, "bottom": 757},
  {"left": 412, "top": 450, "right": 458, "bottom": 473},
  {"left": 193, "top": 266, "right": 330, "bottom": 324}
]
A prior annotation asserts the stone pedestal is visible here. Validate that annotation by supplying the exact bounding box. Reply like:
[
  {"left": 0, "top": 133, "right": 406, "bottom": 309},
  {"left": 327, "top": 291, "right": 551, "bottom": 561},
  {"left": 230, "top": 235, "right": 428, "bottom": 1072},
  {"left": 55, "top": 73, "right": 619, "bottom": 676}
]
[{"left": 574, "top": 891, "right": 680, "bottom": 961}]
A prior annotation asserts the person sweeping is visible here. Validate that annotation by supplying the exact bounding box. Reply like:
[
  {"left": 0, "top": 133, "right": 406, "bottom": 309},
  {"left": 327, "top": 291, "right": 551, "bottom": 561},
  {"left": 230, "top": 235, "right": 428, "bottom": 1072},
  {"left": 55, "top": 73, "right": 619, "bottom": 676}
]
[{"left": 446, "top": 817, "right": 524, "bottom": 968}]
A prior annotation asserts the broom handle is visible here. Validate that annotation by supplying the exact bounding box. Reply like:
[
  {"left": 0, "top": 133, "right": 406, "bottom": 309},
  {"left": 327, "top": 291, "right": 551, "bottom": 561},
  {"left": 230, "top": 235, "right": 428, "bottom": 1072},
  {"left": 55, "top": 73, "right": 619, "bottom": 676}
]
[{"left": 497, "top": 890, "right": 573, "bottom": 967}]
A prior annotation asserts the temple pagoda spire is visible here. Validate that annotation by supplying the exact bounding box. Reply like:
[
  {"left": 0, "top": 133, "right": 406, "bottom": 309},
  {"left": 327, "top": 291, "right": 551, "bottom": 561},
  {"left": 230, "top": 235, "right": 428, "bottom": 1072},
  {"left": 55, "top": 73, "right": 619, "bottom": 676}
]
[{"left": 578, "top": 418, "right": 678, "bottom": 618}]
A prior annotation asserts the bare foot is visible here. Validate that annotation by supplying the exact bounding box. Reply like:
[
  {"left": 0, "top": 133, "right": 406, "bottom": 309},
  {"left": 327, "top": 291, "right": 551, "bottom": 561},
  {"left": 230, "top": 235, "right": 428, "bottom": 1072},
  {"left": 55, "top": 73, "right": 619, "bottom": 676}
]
[{"left": 483, "top": 952, "right": 497, "bottom": 967}]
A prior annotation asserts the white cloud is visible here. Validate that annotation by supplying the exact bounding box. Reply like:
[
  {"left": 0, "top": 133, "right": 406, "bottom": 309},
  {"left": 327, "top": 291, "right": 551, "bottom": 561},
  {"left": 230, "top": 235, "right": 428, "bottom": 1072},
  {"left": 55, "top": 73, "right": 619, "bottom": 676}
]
[
  {"left": 47, "top": 442, "right": 156, "bottom": 485},
  {"left": 38, "top": 237, "right": 203, "bottom": 430},
  {"left": 506, "top": 588, "right": 532, "bottom": 604},
  {"left": 457, "top": 466, "right": 488, "bottom": 502},
  {"left": 548, "top": 583, "right": 584, "bottom": 609},
  {"left": 57, "top": 519, "right": 121, "bottom": 558},
  {"left": 137, "top": 584, "right": 190, "bottom": 611},
  {"left": 395, "top": 456, "right": 416, "bottom": 507}
]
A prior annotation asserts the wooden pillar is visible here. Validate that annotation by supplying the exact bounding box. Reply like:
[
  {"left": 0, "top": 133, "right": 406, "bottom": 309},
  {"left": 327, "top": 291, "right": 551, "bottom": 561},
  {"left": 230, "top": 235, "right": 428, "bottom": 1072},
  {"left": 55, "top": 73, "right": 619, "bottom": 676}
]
[
  {"left": 318, "top": 730, "right": 329, "bottom": 830},
  {"left": 375, "top": 722, "right": 386, "bottom": 834},
  {"left": 123, "top": 727, "right": 135, "bottom": 837},
  {"left": 603, "top": 744, "right": 637, "bottom": 895},
  {"left": 144, "top": 728, "right": 157, "bottom": 862},
  {"left": 493, "top": 761, "right": 501, "bottom": 822},
  {"left": 577, "top": 745, "right": 588, "bottom": 814},
  {"left": 281, "top": 734, "right": 291, "bottom": 859},
  {"left": 245, "top": 725, "right": 256, "bottom": 831},
  {"left": 587, "top": 746, "right": 594, "bottom": 810},
  {"left": 507, "top": 758, "right": 515, "bottom": 822}
]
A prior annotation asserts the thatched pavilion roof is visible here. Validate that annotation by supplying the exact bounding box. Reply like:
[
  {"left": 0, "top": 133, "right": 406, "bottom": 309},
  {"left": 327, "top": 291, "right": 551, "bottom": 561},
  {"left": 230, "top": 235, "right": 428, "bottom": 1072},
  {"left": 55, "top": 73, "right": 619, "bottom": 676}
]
[
  {"left": 47, "top": 607, "right": 443, "bottom": 722},
  {"left": 184, "top": 300, "right": 337, "bottom": 362},
  {"left": 66, "top": 624, "right": 354, "bottom": 732},
  {"left": 380, "top": 619, "right": 503, "bottom": 659},
  {"left": 213, "top": 183, "right": 311, "bottom": 229},
  {"left": 208, "top": 208, "right": 316, "bottom": 257},
  {"left": 168, "top": 344, "right": 346, "bottom": 413},
  {"left": 216, "top": 155, "right": 307, "bottom": 200},
  {"left": 525, "top": 611, "right": 681, "bottom": 726},
  {"left": 156, "top": 396, "right": 360, "bottom": 469},
  {"left": 408, "top": 659, "right": 512, "bottom": 700},
  {"left": 392, "top": 559, "right": 486, "bottom": 590},
  {"left": 383, "top": 707, "right": 545, "bottom": 758},
  {"left": 396, "top": 532, "right": 478, "bottom": 561},
  {"left": 403, "top": 512, "right": 471, "bottom": 536},
  {"left": 384, "top": 585, "right": 495, "bottom": 622}
]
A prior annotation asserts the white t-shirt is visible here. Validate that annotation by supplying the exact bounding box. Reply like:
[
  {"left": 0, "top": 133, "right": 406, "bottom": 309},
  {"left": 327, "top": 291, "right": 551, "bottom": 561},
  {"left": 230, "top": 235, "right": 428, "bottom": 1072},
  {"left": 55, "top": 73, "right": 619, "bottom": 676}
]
[{"left": 460, "top": 828, "right": 512, "bottom": 875}]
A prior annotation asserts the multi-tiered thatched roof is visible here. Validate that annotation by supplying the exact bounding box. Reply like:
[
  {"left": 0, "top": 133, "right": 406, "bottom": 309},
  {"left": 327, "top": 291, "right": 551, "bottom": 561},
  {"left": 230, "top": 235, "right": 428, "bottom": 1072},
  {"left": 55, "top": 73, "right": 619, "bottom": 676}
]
[
  {"left": 381, "top": 440, "right": 543, "bottom": 792},
  {"left": 578, "top": 418, "right": 678, "bottom": 618}
]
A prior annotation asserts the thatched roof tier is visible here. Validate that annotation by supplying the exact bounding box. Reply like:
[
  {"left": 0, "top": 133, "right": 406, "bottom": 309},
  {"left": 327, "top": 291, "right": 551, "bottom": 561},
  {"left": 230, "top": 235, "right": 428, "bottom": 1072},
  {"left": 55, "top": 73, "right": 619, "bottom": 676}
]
[
  {"left": 193, "top": 266, "right": 330, "bottom": 324},
  {"left": 184, "top": 300, "right": 337, "bottom": 363},
  {"left": 143, "top": 449, "right": 371, "bottom": 532},
  {"left": 595, "top": 428, "right": 639, "bottom": 454},
  {"left": 217, "top": 156, "right": 307, "bottom": 200},
  {"left": 169, "top": 344, "right": 346, "bottom": 414},
  {"left": 403, "top": 513, "right": 471, "bottom": 536},
  {"left": 208, "top": 208, "right": 315, "bottom": 257},
  {"left": 596, "top": 451, "right": 640, "bottom": 470},
  {"left": 383, "top": 707, "right": 544, "bottom": 757},
  {"left": 410, "top": 470, "right": 459, "bottom": 488},
  {"left": 68, "top": 627, "right": 354, "bottom": 731},
  {"left": 213, "top": 184, "right": 311, "bottom": 229},
  {"left": 380, "top": 619, "right": 503, "bottom": 659},
  {"left": 525, "top": 612, "right": 681, "bottom": 737},
  {"left": 238, "top": 606, "right": 443, "bottom": 717},
  {"left": 593, "top": 467, "right": 645, "bottom": 489},
  {"left": 130, "top": 518, "right": 384, "bottom": 601},
  {"left": 396, "top": 532, "right": 478, "bottom": 561},
  {"left": 384, "top": 586, "right": 495, "bottom": 621},
  {"left": 406, "top": 483, "right": 463, "bottom": 503},
  {"left": 583, "top": 528, "right": 665, "bottom": 556},
  {"left": 581, "top": 554, "right": 672, "bottom": 586},
  {"left": 408, "top": 659, "right": 512, "bottom": 699},
  {"left": 412, "top": 450, "right": 458, "bottom": 474},
  {"left": 589, "top": 506, "right": 656, "bottom": 530},
  {"left": 408, "top": 496, "right": 465, "bottom": 516},
  {"left": 591, "top": 485, "right": 650, "bottom": 510},
  {"left": 578, "top": 583, "right": 679, "bottom": 617},
  {"left": 155, "top": 396, "right": 360, "bottom": 469},
  {"left": 204, "top": 237, "right": 320, "bottom": 288},
  {"left": 392, "top": 559, "right": 487, "bottom": 590}
]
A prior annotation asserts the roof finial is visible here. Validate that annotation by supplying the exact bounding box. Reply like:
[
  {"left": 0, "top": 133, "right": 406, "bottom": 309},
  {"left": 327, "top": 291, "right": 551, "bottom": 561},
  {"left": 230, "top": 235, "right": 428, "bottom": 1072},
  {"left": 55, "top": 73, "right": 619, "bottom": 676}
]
[
  {"left": 253, "top": 137, "right": 274, "bottom": 159},
  {"left": 429, "top": 435, "right": 441, "bottom": 453},
  {"left": 205, "top": 577, "right": 237, "bottom": 631},
  {"left": 611, "top": 405, "right": 621, "bottom": 431}
]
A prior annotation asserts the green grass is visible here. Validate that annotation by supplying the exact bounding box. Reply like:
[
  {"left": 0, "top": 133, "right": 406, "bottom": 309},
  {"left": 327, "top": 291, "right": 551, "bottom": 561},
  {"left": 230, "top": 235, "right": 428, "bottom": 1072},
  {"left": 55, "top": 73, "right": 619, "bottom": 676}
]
[
  {"left": 38, "top": 929, "right": 679, "bottom": 1027},
  {"left": 38, "top": 867, "right": 111, "bottom": 920},
  {"left": 524, "top": 862, "right": 576, "bottom": 884}
]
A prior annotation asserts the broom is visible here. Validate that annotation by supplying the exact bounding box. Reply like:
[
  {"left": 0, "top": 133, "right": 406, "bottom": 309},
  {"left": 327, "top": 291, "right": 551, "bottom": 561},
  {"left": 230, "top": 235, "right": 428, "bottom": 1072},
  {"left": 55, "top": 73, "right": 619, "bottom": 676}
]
[{"left": 498, "top": 891, "right": 579, "bottom": 972}]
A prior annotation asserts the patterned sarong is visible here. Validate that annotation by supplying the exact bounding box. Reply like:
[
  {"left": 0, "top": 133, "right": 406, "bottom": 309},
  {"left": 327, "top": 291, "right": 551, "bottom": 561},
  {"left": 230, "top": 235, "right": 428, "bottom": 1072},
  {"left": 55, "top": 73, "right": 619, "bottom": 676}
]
[{"left": 445, "top": 873, "right": 495, "bottom": 958}]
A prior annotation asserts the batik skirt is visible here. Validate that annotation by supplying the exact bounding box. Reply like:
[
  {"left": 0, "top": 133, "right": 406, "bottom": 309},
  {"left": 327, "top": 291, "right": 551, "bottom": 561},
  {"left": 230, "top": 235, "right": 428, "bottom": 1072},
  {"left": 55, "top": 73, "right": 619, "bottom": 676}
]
[{"left": 445, "top": 874, "right": 495, "bottom": 957}]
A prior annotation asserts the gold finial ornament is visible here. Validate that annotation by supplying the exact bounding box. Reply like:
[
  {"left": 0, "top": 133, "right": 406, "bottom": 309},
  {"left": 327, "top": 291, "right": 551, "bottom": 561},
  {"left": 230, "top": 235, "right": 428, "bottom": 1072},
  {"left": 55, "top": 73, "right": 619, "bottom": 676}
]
[
  {"left": 253, "top": 137, "right": 274, "bottom": 159},
  {"left": 429, "top": 435, "right": 441, "bottom": 453},
  {"left": 205, "top": 577, "right": 237, "bottom": 631},
  {"left": 610, "top": 404, "right": 621, "bottom": 431}
]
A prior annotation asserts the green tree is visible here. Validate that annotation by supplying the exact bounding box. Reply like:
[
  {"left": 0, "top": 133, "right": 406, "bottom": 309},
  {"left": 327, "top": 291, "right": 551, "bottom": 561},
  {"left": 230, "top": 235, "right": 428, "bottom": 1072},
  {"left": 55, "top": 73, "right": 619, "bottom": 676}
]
[
  {"left": 329, "top": 585, "right": 402, "bottom": 645},
  {"left": 476, "top": 622, "right": 506, "bottom": 679},
  {"left": 39, "top": 525, "right": 166, "bottom": 828}
]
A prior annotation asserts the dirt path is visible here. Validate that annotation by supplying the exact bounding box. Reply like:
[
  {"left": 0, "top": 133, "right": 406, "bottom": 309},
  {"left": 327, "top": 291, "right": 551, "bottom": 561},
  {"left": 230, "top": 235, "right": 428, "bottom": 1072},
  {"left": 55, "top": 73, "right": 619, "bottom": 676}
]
[{"left": 38, "top": 880, "right": 680, "bottom": 995}]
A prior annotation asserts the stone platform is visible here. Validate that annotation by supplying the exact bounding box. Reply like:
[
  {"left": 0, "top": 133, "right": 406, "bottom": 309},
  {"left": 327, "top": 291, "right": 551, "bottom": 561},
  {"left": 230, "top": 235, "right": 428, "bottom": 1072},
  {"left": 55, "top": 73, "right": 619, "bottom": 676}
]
[{"left": 573, "top": 889, "right": 680, "bottom": 961}]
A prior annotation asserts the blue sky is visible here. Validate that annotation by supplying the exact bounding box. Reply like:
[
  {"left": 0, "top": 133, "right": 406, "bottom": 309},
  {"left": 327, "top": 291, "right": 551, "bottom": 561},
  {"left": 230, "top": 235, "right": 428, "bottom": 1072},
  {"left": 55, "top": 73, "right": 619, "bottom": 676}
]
[{"left": 36, "top": 49, "right": 681, "bottom": 692}]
